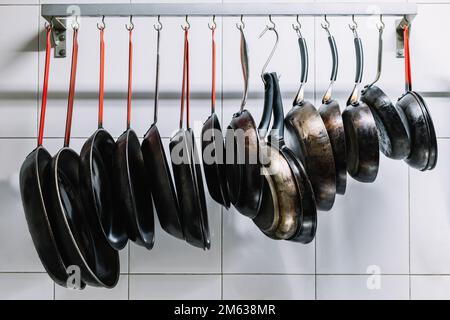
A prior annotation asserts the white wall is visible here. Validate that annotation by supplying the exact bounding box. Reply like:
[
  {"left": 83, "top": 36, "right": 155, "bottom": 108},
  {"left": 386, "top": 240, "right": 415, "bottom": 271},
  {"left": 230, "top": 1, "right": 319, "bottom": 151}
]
[{"left": 0, "top": 0, "right": 449, "bottom": 300}]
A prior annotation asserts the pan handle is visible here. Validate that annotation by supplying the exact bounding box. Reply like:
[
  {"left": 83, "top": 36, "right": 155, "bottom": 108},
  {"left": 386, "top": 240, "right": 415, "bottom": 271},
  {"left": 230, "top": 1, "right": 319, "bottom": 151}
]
[
  {"left": 404, "top": 24, "right": 412, "bottom": 92},
  {"left": 38, "top": 25, "right": 52, "bottom": 147},
  {"left": 258, "top": 73, "right": 274, "bottom": 138},
  {"left": 269, "top": 72, "right": 284, "bottom": 140},
  {"left": 293, "top": 36, "right": 309, "bottom": 106},
  {"left": 367, "top": 24, "right": 384, "bottom": 89},
  {"left": 347, "top": 32, "right": 364, "bottom": 106},
  {"left": 239, "top": 26, "right": 249, "bottom": 111},
  {"left": 322, "top": 34, "right": 338, "bottom": 104},
  {"left": 63, "top": 27, "right": 79, "bottom": 148}
]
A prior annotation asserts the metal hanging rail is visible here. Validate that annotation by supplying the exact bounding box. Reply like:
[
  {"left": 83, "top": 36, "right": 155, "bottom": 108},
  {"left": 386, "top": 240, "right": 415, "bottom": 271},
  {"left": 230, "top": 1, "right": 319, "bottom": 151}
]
[{"left": 41, "top": 2, "right": 417, "bottom": 58}]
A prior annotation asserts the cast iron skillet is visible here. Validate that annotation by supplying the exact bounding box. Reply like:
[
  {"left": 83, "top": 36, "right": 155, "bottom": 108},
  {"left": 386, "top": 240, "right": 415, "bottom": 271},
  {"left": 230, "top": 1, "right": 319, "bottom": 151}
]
[
  {"left": 170, "top": 27, "right": 210, "bottom": 250},
  {"left": 225, "top": 24, "right": 264, "bottom": 219},
  {"left": 46, "top": 28, "right": 119, "bottom": 288},
  {"left": 142, "top": 20, "right": 184, "bottom": 240},
  {"left": 114, "top": 22, "right": 154, "bottom": 249},
  {"left": 396, "top": 24, "right": 437, "bottom": 171},
  {"left": 20, "top": 25, "right": 80, "bottom": 288},
  {"left": 201, "top": 21, "right": 230, "bottom": 209},
  {"left": 255, "top": 73, "right": 317, "bottom": 243},
  {"left": 342, "top": 25, "right": 380, "bottom": 183},
  {"left": 284, "top": 29, "right": 336, "bottom": 211},
  {"left": 318, "top": 22, "right": 347, "bottom": 195},
  {"left": 80, "top": 24, "right": 127, "bottom": 250},
  {"left": 361, "top": 19, "right": 411, "bottom": 160}
]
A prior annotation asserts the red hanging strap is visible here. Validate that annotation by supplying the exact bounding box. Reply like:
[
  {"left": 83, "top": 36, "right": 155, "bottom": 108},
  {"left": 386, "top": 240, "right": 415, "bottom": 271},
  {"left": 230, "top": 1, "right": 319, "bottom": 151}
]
[
  {"left": 180, "top": 28, "right": 190, "bottom": 129},
  {"left": 127, "top": 28, "right": 133, "bottom": 129},
  {"left": 64, "top": 28, "right": 79, "bottom": 148},
  {"left": 403, "top": 24, "right": 412, "bottom": 92},
  {"left": 98, "top": 27, "right": 105, "bottom": 128},
  {"left": 38, "top": 25, "right": 52, "bottom": 147},
  {"left": 211, "top": 28, "right": 216, "bottom": 115}
]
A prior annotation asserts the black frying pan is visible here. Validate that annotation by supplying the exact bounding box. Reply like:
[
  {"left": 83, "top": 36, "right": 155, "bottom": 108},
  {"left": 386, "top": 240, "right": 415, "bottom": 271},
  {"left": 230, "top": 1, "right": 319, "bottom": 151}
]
[
  {"left": 80, "top": 24, "right": 127, "bottom": 250},
  {"left": 361, "top": 22, "right": 411, "bottom": 160},
  {"left": 255, "top": 72, "right": 317, "bottom": 243},
  {"left": 342, "top": 26, "right": 380, "bottom": 183},
  {"left": 396, "top": 24, "right": 437, "bottom": 170},
  {"left": 20, "top": 25, "right": 81, "bottom": 288},
  {"left": 225, "top": 25, "right": 264, "bottom": 219},
  {"left": 141, "top": 21, "right": 184, "bottom": 240},
  {"left": 46, "top": 28, "right": 119, "bottom": 288},
  {"left": 201, "top": 22, "right": 230, "bottom": 209},
  {"left": 318, "top": 24, "right": 347, "bottom": 195},
  {"left": 114, "top": 22, "right": 155, "bottom": 249},
  {"left": 170, "top": 27, "right": 210, "bottom": 250}
]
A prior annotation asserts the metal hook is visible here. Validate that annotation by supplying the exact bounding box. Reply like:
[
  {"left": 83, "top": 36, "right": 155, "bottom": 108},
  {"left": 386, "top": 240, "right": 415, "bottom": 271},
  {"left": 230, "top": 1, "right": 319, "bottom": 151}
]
[
  {"left": 348, "top": 14, "right": 358, "bottom": 31},
  {"left": 267, "top": 15, "right": 276, "bottom": 29},
  {"left": 321, "top": 15, "right": 330, "bottom": 30},
  {"left": 376, "top": 14, "right": 385, "bottom": 31},
  {"left": 236, "top": 15, "right": 245, "bottom": 30},
  {"left": 97, "top": 15, "right": 105, "bottom": 30},
  {"left": 72, "top": 15, "right": 80, "bottom": 30},
  {"left": 181, "top": 15, "right": 190, "bottom": 30},
  {"left": 208, "top": 15, "right": 217, "bottom": 30},
  {"left": 259, "top": 20, "right": 279, "bottom": 83},
  {"left": 126, "top": 16, "right": 134, "bottom": 31},
  {"left": 292, "top": 14, "right": 302, "bottom": 34},
  {"left": 154, "top": 15, "right": 162, "bottom": 31}
]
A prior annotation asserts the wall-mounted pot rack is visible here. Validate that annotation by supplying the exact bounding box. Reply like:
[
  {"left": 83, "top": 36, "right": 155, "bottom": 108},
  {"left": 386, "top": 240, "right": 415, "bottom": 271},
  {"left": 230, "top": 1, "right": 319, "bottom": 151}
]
[{"left": 41, "top": 2, "right": 417, "bottom": 58}]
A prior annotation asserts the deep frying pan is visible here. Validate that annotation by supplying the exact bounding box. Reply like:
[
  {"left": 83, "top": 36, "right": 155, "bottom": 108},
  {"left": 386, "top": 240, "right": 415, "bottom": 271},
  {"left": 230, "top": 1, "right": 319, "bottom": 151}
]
[
  {"left": 225, "top": 23, "right": 263, "bottom": 219},
  {"left": 361, "top": 19, "right": 411, "bottom": 160},
  {"left": 114, "top": 20, "right": 154, "bottom": 249},
  {"left": 20, "top": 25, "right": 80, "bottom": 288},
  {"left": 170, "top": 26, "right": 210, "bottom": 250},
  {"left": 80, "top": 22, "right": 127, "bottom": 250},
  {"left": 255, "top": 72, "right": 317, "bottom": 243},
  {"left": 342, "top": 24, "right": 379, "bottom": 183},
  {"left": 284, "top": 29, "right": 336, "bottom": 211},
  {"left": 201, "top": 19, "right": 230, "bottom": 209},
  {"left": 396, "top": 24, "right": 437, "bottom": 170},
  {"left": 318, "top": 21, "right": 347, "bottom": 195},
  {"left": 141, "top": 19, "right": 184, "bottom": 240},
  {"left": 46, "top": 27, "right": 119, "bottom": 288}
]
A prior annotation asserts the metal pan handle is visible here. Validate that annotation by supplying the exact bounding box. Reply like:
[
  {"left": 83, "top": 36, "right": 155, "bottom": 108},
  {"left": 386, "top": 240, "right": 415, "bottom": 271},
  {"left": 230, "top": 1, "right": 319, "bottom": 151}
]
[
  {"left": 270, "top": 72, "right": 284, "bottom": 140},
  {"left": 354, "top": 37, "right": 363, "bottom": 84},
  {"left": 328, "top": 36, "right": 338, "bottom": 82},
  {"left": 239, "top": 27, "right": 249, "bottom": 111},
  {"left": 293, "top": 36, "right": 309, "bottom": 106},
  {"left": 258, "top": 73, "right": 274, "bottom": 138}
]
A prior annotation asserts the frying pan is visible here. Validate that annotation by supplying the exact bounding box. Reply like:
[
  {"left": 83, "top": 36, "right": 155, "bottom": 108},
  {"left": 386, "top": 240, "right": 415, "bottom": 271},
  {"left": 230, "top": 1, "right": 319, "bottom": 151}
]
[
  {"left": 318, "top": 21, "right": 347, "bottom": 195},
  {"left": 201, "top": 19, "right": 230, "bottom": 209},
  {"left": 114, "top": 20, "right": 154, "bottom": 249},
  {"left": 342, "top": 24, "right": 379, "bottom": 183},
  {"left": 170, "top": 26, "right": 210, "bottom": 250},
  {"left": 20, "top": 25, "right": 80, "bottom": 288},
  {"left": 396, "top": 24, "right": 437, "bottom": 170},
  {"left": 80, "top": 22, "right": 127, "bottom": 250},
  {"left": 284, "top": 29, "right": 336, "bottom": 211},
  {"left": 141, "top": 19, "right": 184, "bottom": 240},
  {"left": 255, "top": 72, "right": 317, "bottom": 243},
  {"left": 361, "top": 19, "right": 411, "bottom": 160},
  {"left": 46, "top": 27, "right": 120, "bottom": 288},
  {"left": 225, "top": 23, "right": 264, "bottom": 219}
]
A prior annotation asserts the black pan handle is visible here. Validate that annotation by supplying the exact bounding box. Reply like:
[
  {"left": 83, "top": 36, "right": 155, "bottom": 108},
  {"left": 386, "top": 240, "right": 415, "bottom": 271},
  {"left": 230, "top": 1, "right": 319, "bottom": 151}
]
[
  {"left": 298, "top": 37, "right": 308, "bottom": 84},
  {"left": 270, "top": 72, "right": 284, "bottom": 140},
  {"left": 258, "top": 73, "right": 274, "bottom": 138},
  {"left": 354, "top": 36, "right": 363, "bottom": 84},
  {"left": 328, "top": 36, "right": 338, "bottom": 82}
]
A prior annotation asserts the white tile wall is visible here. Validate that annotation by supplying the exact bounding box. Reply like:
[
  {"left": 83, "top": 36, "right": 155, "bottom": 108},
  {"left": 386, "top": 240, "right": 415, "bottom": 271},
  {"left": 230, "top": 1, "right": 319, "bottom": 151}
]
[{"left": 0, "top": 1, "right": 449, "bottom": 300}]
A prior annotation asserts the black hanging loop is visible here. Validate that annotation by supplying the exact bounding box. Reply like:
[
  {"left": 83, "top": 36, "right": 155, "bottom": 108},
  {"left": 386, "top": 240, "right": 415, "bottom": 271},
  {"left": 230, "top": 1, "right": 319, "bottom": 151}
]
[{"left": 236, "top": 14, "right": 245, "bottom": 30}]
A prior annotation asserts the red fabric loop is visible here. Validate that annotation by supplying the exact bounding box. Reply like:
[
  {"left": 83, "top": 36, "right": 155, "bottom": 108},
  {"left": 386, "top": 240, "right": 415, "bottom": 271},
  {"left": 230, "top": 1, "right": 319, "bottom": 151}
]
[
  {"left": 127, "top": 29, "right": 133, "bottom": 129},
  {"left": 38, "top": 26, "right": 52, "bottom": 147},
  {"left": 64, "top": 29, "right": 79, "bottom": 148},
  {"left": 404, "top": 25, "right": 412, "bottom": 92},
  {"left": 98, "top": 28, "right": 105, "bottom": 128},
  {"left": 211, "top": 28, "right": 216, "bottom": 115}
]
